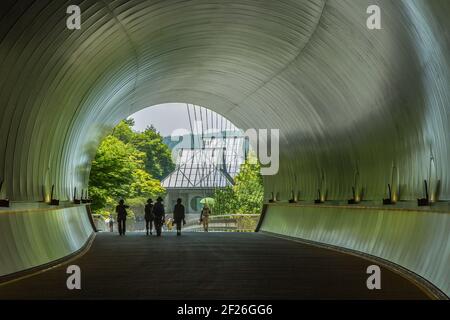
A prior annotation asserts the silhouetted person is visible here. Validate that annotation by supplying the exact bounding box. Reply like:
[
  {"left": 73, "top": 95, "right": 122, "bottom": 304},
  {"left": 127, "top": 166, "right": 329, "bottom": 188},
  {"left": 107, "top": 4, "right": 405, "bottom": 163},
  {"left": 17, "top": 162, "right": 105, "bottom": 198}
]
[
  {"left": 153, "top": 197, "right": 165, "bottom": 237},
  {"left": 173, "top": 198, "right": 186, "bottom": 236},
  {"left": 116, "top": 199, "right": 129, "bottom": 236},
  {"left": 144, "top": 198, "right": 154, "bottom": 236},
  {"left": 200, "top": 204, "right": 211, "bottom": 232}
]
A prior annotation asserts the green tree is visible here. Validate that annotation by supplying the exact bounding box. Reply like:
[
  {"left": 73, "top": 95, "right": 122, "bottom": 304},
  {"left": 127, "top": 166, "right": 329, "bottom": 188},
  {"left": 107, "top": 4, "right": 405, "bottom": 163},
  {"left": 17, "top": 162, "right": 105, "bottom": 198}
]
[
  {"left": 112, "top": 121, "right": 175, "bottom": 180},
  {"left": 213, "top": 186, "right": 236, "bottom": 215},
  {"left": 88, "top": 120, "right": 172, "bottom": 218},
  {"left": 112, "top": 120, "right": 136, "bottom": 145},
  {"left": 89, "top": 135, "right": 142, "bottom": 211},
  {"left": 133, "top": 125, "right": 175, "bottom": 179},
  {"left": 130, "top": 168, "right": 165, "bottom": 197},
  {"left": 232, "top": 153, "right": 264, "bottom": 214},
  {"left": 213, "top": 152, "right": 264, "bottom": 215}
]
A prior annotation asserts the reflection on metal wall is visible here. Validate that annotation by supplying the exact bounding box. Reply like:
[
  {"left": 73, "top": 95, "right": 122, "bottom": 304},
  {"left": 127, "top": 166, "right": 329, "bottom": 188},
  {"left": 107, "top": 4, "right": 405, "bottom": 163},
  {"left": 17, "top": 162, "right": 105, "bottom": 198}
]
[
  {"left": 259, "top": 204, "right": 450, "bottom": 297},
  {"left": 0, "top": 206, "right": 94, "bottom": 277},
  {"left": 0, "top": 1, "right": 448, "bottom": 202}
]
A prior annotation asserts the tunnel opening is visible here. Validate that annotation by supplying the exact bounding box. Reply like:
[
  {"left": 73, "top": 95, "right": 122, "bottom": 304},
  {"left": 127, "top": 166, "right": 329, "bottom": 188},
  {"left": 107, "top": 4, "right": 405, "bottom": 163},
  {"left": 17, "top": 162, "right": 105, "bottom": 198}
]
[{"left": 87, "top": 103, "right": 264, "bottom": 234}]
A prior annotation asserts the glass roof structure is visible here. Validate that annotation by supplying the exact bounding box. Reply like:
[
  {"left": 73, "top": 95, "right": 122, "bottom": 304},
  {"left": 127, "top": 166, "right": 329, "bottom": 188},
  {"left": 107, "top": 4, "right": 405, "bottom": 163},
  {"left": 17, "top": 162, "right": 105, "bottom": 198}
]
[{"left": 162, "top": 135, "right": 246, "bottom": 189}]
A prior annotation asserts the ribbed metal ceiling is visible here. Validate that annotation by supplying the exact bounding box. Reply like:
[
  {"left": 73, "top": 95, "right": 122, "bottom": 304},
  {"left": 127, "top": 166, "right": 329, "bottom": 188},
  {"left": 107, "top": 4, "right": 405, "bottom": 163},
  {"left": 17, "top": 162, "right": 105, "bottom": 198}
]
[{"left": 0, "top": 0, "right": 449, "bottom": 202}]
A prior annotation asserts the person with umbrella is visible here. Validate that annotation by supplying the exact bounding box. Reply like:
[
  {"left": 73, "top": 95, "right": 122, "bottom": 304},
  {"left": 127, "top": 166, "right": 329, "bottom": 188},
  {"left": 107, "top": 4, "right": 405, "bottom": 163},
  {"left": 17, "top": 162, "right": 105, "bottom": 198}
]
[{"left": 199, "top": 198, "right": 213, "bottom": 232}]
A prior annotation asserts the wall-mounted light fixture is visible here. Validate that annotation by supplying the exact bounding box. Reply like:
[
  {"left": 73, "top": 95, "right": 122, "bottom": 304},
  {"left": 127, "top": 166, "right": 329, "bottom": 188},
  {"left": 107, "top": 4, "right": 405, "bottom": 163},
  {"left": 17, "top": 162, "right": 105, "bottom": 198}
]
[
  {"left": 269, "top": 191, "right": 276, "bottom": 203},
  {"left": 73, "top": 187, "right": 81, "bottom": 204},
  {"left": 431, "top": 179, "right": 441, "bottom": 203},
  {"left": 289, "top": 174, "right": 298, "bottom": 203},
  {"left": 315, "top": 170, "right": 325, "bottom": 204},
  {"left": 428, "top": 150, "right": 439, "bottom": 203},
  {"left": 314, "top": 189, "right": 324, "bottom": 204},
  {"left": 0, "top": 179, "right": 10, "bottom": 207},
  {"left": 49, "top": 184, "right": 60, "bottom": 206},
  {"left": 348, "top": 187, "right": 359, "bottom": 204},
  {"left": 417, "top": 180, "right": 430, "bottom": 206},
  {"left": 348, "top": 168, "right": 361, "bottom": 204},
  {"left": 81, "top": 189, "right": 92, "bottom": 204},
  {"left": 383, "top": 184, "right": 395, "bottom": 205},
  {"left": 289, "top": 190, "right": 297, "bottom": 203}
]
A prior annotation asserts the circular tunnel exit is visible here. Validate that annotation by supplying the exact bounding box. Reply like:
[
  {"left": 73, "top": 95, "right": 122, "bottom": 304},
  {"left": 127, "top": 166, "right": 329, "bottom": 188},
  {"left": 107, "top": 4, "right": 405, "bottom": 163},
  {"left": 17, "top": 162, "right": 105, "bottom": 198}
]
[{"left": 87, "top": 103, "right": 265, "bottom": 233}]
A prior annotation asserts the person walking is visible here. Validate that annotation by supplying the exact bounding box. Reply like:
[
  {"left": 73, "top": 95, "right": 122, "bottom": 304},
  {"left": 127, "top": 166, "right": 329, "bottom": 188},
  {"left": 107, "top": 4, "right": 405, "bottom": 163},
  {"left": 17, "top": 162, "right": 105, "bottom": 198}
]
[
  {"left": 153, "top": 197, "right": 165, "bottom": 237},
  {"left": 166, "top": 216, "right": 174, "bottom": 231},
  {"left": 107, "top": 213, "right": 114, "bottom": 232},
  {"left": 115, "top": 199, "right": 129, "bottom": 236},
  {"left": 144, "top": 198, "right": 154, "bottom": 236},
  {"left": 200, "top": 204, "right": 211, "bottom": 232},
  {"left": 173, "top": 198, "right": 186, "bottom": 236}
]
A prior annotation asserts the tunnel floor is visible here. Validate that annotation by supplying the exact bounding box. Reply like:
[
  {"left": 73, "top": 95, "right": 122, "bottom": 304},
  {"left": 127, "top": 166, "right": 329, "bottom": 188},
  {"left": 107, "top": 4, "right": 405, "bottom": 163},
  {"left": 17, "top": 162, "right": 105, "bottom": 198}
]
[{"left": 0, "top": 232, "right": 428, "bottom": 300}]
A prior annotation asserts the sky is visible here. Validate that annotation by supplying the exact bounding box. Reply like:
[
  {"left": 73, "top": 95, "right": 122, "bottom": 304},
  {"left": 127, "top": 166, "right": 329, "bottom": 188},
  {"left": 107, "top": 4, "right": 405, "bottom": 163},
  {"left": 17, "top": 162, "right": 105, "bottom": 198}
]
[
  {"left": 128, "top": 103, "right": 239, "bottom": 137},
  {"left": 129, "top": 103, "right": 192, "bottom": 136}
]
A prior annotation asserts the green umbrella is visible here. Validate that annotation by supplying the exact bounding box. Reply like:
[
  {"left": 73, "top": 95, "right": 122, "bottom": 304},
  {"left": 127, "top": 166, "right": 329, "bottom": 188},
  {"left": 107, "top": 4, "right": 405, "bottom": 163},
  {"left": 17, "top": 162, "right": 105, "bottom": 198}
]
[{"left": 200, "top": 197, "right": 215, "bottom": 205}]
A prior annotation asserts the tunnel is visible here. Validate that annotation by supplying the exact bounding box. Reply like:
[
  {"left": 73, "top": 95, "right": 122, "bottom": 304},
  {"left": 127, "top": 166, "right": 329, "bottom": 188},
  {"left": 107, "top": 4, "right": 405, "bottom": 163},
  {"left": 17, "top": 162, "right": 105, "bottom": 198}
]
[{"left": 0, "top": 0, "right": 449, "bottom": 300}]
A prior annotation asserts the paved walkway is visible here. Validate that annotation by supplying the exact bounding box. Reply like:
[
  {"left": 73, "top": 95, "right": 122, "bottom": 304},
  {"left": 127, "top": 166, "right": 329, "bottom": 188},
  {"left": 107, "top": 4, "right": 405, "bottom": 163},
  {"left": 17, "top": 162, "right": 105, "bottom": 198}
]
[{"left": 0, "top": 232, "right": 428, "bottom": 299}]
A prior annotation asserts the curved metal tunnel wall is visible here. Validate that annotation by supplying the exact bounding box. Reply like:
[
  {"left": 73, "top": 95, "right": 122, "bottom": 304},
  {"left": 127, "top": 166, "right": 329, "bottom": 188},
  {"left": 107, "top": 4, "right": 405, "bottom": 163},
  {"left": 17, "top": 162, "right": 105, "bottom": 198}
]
[
  {"left": 0, "top": 0, "right": 449, "bottom": 297},
  {"left": 0, "top": 205, "right": 94, "bottom": 278},
  {"left": 0, "top": 0, "right": 449, "bottom": 202}
]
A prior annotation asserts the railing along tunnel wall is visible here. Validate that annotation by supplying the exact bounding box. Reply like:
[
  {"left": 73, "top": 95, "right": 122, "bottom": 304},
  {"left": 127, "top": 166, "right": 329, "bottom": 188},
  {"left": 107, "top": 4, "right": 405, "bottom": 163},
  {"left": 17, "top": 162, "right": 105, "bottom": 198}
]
[
  {"left": 259, "top": 204, "right": 450, "bottom": 297},
  {"left": 0, "top": 0, "right": 449, "bottom": 294}
]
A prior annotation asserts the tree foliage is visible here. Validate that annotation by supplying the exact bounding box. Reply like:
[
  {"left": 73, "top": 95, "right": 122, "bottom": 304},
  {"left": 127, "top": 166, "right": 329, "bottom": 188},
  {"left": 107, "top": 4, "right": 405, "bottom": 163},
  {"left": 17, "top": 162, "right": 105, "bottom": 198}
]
[
  {"left": 89, "top": 120, "right": 172, "bottom": 217},
  {"left": 112, "top": 121, "right": 174, "bottom": 179},
  {"left": 213, "top": 152, "right": 264, "bottom": 215},
  {"left": 132, "top": 125, "right": 175, "bottom": 180}
]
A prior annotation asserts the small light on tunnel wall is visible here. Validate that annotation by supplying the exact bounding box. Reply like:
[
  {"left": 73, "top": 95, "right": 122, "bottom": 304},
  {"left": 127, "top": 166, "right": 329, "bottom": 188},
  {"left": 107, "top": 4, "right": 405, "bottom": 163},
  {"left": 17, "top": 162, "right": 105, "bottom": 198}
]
[
  {"left": 289, "top": 175, "right": 299, "bottom": 203},
  {"left": 348, "top": 169, "right": 362, "bottom": 205},
  {"left": 315, "top": 170, "right": 326, "bottom": 204},
  {"left": 49, "top": 184, "right": 60, "bottom": 206},
  {"left": 348, "top": 187, "right": 362, "bottom": 205},
  {"left": 0, "top": 178, "right": 10, "bottom": 207},
  {"left": 383, "top": 184, "right": 395, "bottom": 205},
  {"left": 315, "top": 189, "right": 325, "bottom": 204},
  {"left": 269, "top": 191, "right": 276, "bottom": 203},
  {"left": 428, "top": 152, "right": 440, "bottom": 203},
  {"left": 81, "top": 189, "right": 92, "bottom": 204},
  {"left": 73, "top": 187, "right": 81, "bottom": 204},
  {"left": 430, "top": 180, "right": 441, "bottom": 203},
  {"left": 417, "top": 180, "right": 430, "bottom": 206},
  {"left": 289, "top": 190, "right": 297, "bottom": 203},
  {"left": 383, "top": 164, "right": 399, "bottom": 205}
]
